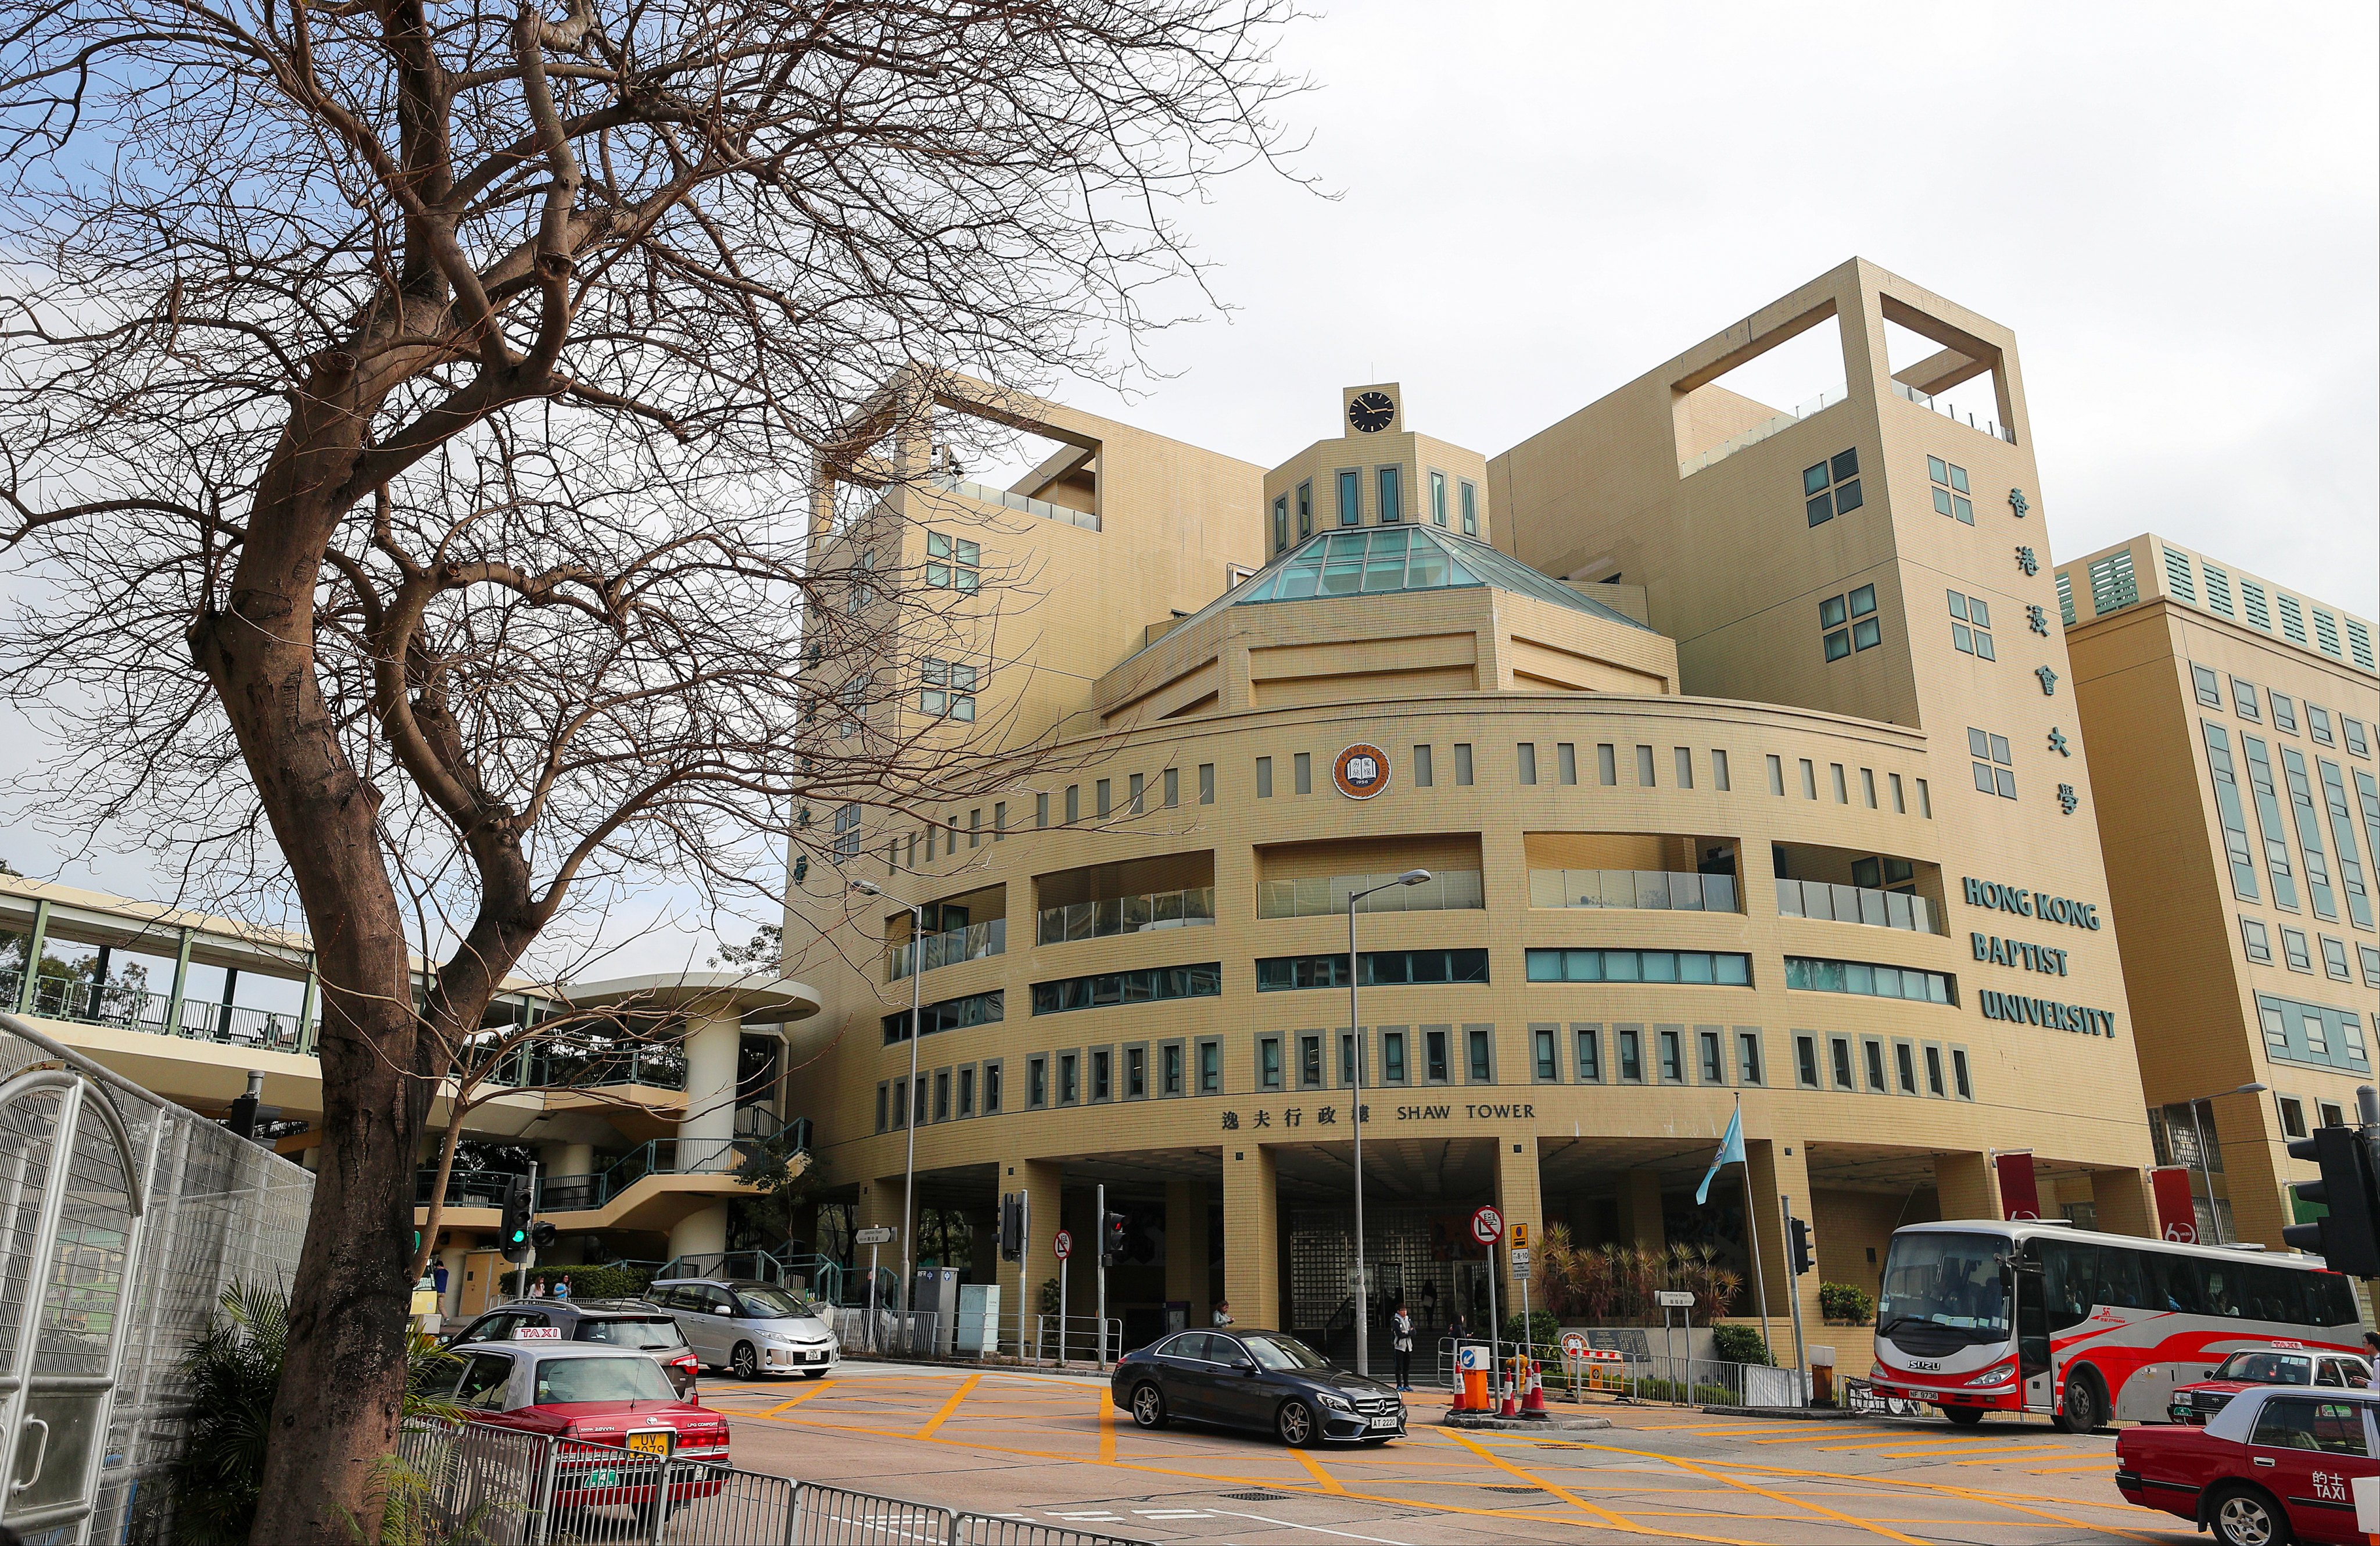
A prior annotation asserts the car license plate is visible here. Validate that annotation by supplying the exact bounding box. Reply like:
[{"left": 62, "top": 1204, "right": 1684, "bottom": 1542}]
[
  {"left": 1367, "top": 1413, "right": 1399, "bottom": 1430},
  {"left": 583, "top": 1467, "right": 618, "bottom": 1488},
  {"left": 626, "top": 1430, "right": 671, "bottom": 1456}
]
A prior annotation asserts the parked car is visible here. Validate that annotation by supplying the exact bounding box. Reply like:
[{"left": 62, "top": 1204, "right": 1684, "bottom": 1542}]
[
  {"left": 648, "top": 1276, "right": 840, "bottom": 1380},
  {"left": 2118, "top": 1383, "right": 2378, "bottom": 1545},
  {"left": 1109, "top": 1328, "right": 1404, "bottom": 1447},
  {"left": 448, "top": 1298, "right": 702, "bottom": 1399},
  {"left": 2170, "top": 1345, "right": 2374, "bottom": 1425},
  {"left": 435, "top": 1343, "right": 730, "bottom": 1515}
]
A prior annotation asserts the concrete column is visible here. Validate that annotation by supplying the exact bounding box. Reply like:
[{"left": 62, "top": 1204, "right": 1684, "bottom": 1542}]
[
  {"left": 1221, "top": 1143, "right": 1279, "bottom": 1330},
  {"left": 2090, "top": 1168, "right": 2157, "bottom": 1239},
  {"left": 1001, "top": 1158, "right": 1064, "bottom": 1344},
  {"left": 540, "top": 1141, "right": 596, "bottom": 1180},
  {"left": 1933, "top": 1151, "right": 1998, "bottom": 1221},
  {"left": 1747, "top": 1138, "right": 1822, "bottom": 1334},
  {"left": 679, "top": 1007, "right": 741, "bottom": 1166},
  {"left": 1493, "top": 1139, "right": 1543, "bottom": 1314},
  {"left": 669, "top": 1205, "right": 729, "bottom": 1261},
  {"left": 1165, "top": 1179, "right": 1211, "bottom": 1328},
  {"left": 1620, "top": 1169, "right": 1666, "bottom": 1254}
]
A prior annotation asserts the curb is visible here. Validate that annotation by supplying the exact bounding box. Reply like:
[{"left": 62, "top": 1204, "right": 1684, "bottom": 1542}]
[{"left": 1696, "top": 1405, "right": 1859, "bottom": 1420}]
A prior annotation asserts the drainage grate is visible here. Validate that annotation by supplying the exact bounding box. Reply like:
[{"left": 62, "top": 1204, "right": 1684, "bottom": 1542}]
[
  {"left": 1221, "top": 1492, "right": 1291, "bottom": 1502},
  {"left": 1484, "top": 1485, "right": 1544, "bottom": 1494}
]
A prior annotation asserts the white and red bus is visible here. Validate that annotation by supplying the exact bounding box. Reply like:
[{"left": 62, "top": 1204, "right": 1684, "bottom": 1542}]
[{"left": 1868, "top": 1219, "right": 2364, "bottom": 1431}]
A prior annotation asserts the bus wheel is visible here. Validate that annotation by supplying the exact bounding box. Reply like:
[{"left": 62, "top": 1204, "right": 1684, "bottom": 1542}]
[
  {"left": 2055, "top": 1369, "right": 2105, "bottom": 1434},
  {"left": 1942, "top": 1406, "right": 1985, "bottom": 1427}
]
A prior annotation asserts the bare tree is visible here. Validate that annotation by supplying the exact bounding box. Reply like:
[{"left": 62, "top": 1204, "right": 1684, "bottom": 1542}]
[{"left": 0, "top": 0, "right": 1300, "bottom": 1536}]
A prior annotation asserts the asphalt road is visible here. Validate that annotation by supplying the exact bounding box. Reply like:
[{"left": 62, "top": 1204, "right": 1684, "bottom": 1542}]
[{"left": 696, "top": 1360, "right": 2202, "bottom": 1545}]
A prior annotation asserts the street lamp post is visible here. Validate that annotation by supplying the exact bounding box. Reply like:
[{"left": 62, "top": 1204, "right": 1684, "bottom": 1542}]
[
  {"left": 2182, "top": 1080, "right": 2267, "bottom": 1244},
  {"left": 852, "top": 879, "right": 925, "bottom": 1331},
  {"left": 1348, "top": 868, "right": 1431, "bottom": 1380}
]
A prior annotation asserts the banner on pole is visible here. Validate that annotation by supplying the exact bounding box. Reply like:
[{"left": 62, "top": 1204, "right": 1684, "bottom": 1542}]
[
  {"left": 1994, "top": 1151, "right": 2042, "bottom": 1221},
  {"left": 2149, "top": 1165, "right": 2199, "bottom": 1243}
]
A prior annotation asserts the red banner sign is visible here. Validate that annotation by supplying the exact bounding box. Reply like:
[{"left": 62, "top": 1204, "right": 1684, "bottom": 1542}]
[
  {"left": 1994, "top": 1151, "right": 2042, "bottom": 1221},
  {"left": 2150, "top": 1165, "right": 2200, "bottom": 1243}
]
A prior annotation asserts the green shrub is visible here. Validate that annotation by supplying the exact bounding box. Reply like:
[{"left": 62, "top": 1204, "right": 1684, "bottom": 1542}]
[
  {"left": 1501, "top": 1308, "right": 1562, "bottom": 1349},
  {"left": 1819, "top": 1281, "right": 1875, "bottom": 1325},
  {"left": 526, "top": 1264, "right": 649, "bottom": 1301},
  {"left": 1711, "top": 1323, "right": 1774, "bottom": 1366},
  {"left": 1630, "top": 1377, "right": 1737, "bottom": 1405}
]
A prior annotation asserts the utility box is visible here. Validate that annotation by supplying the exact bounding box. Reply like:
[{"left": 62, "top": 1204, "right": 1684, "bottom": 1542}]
[
  {"left": 914, "top": 1268, "right": 962, "bottom": 1356},
  {"left": 955, "top": 1283, "right": 1003, "bottom": 1357}
]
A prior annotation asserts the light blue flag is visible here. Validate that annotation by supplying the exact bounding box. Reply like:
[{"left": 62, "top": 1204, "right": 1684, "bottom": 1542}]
[{"left": 1695, "top": 1102, "right": 1745, "bottom": 1205}]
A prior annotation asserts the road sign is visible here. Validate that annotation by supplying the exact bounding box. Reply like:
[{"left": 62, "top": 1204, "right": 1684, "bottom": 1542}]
[
  {"left": 1054, "top": 1229, "right": 1072, "bottom": 1261},
  {"left": 1469, "top": 1204, "right": 1504, "bottom": 1245},
  {"left": 1560, "top": 1332, "right": 1589, "bottom": 1360},
  {"left": 1511, "top": 1251, "right": 1531, "bottom": 1282},
  {"left": 1655, "top": 1290, "right": 1694, "bottom": 1308},
  {"left": 1511, "top": 1222, "right": 1529, "bottom": 1248},
  {"left": 855, "top": 1225, "right": 896, "bottom": 1246}
]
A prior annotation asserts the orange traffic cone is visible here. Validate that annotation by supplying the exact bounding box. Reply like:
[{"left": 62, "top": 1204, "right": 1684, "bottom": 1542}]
[
  {"left": 1521, "top": 1358, "right": 1550, "bottom": 1419},
  {"left": 1498, "top": 1357, "right": 1519, "bottom": 1416}
]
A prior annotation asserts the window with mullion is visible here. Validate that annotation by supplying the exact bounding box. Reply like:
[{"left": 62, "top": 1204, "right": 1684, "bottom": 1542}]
[{"left": 1802, "top": 448, "right": 1862, "bottom": 527}]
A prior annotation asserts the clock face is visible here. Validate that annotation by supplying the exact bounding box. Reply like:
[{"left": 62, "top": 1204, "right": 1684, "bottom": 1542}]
[{"left": 1347, "top": 391, "right": 1396, "bottom": 434}]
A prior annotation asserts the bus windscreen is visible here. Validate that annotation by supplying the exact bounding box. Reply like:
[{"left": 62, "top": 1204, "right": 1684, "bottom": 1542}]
[{"left": 1878, "top": 1230, "right": 2010, "bottom": 1349}]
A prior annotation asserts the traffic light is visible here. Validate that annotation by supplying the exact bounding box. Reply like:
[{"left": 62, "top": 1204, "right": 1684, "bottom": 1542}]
[
  {"left": 500, "top": 1176, "right": 535, "bottom": 1265},
  {"left": 999, "top": 1194, "right": 1024, "bottom": 1262},
  {"left": 2281, "top": 1125, "right": 2380, "bottom": 1276},
  {"left": 529, "top": 1221, "right": 557, "bottom": 1250},
  {"left": 1100, "top": 1210, "right": 1127, "bottom": 1266},
  {"left": 1788, "top": 1216, "right": 1816, "bottom": 1276}
]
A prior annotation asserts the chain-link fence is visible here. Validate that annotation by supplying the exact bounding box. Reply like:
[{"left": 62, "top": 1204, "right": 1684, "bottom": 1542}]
[
  {"left": 0, "top": 1009, "right": 314, "bottom": 1544},
  {"left": 408, "top": 1426, "right": 1151, "bottom": 1546}
]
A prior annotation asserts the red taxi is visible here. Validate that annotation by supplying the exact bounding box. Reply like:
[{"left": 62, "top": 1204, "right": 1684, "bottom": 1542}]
[
  {"left": 2170, "top": 1345, "right": 2373, "bottom": 1425},
  {"left": 2118, "top": 1383, "right": 2378, "bottom": 1545},
  {"left": 439, "top": 1340, "right": 729, "bottom": 1505}
]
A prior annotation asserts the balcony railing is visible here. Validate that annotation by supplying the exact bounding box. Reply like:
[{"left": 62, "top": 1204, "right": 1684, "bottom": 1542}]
[
  {"left": 1037, "top": 886, "right": 1216, "bottom": 944},
  {"left": 926, "top": 472, "right": 1100, "bottom": 531},
  {"left": 1775, "top": 878, "right": 1938, "bottom": 935},
  {"left": 0, "top": 968, "right": 313, "bottom": 1053},
  {"left": 486, "top": 1046, "right": 688, "bottom": 1092},
  {"left": 1890, "top": 380, "right": 2018, "bottom": 445},
  {"left": 1257, "top": 871, "right": 1485, "bottom": 920},
  {"left": 1528, "top": 869, "right": 1740, "bottom": 914},
  {"left": 886, "top": 918, "right": 1006, "bottom": 982},
  {"left": 415, "top": 1137, "right": 747, "bottom": 1216}
]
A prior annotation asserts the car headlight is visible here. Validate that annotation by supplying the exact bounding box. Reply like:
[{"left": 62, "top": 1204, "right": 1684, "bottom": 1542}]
[
  {"left": 1965, "top": 1362, "right": 2016, "bottom": 1387},
  {"left": 1317, "top": 1393, "right": 1353, "bottom": 1413}
]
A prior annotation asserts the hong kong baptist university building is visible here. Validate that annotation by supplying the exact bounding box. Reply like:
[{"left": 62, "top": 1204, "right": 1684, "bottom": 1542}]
[{"left": 778, "top": 255, "right": 2378, "bottom": 1362}]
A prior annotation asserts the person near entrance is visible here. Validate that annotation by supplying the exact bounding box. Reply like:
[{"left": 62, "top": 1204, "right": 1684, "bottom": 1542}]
[
  {"left": 1391, "top": 1297, "right": 1415, "bottom": 1391},
  {"left": 1212, "top": 1299, "right": 1234, "bottom": 1327}
]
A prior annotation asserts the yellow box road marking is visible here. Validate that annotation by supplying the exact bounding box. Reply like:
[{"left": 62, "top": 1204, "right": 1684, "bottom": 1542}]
[
  {"left": 1291, "top": 1446, "right": 1345, "bottom": 1494},
  {"left": 911, "top": 1371, "right": 981, "bottom": 1440}
]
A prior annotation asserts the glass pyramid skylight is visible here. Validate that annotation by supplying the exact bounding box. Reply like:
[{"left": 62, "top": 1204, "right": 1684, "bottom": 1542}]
[{"left": 1220, "top": 525, "right": 1650, "bottom": 628}]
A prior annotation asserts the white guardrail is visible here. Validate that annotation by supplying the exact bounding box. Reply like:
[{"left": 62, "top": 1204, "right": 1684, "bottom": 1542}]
[{"left": 402, "top": 1422, "right": 1153, "bottom": 1546}]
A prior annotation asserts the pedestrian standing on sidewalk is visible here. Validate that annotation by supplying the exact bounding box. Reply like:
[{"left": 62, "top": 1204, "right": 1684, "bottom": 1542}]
[
  {"left": 1390, "top": 1298, "right": 1415, "bottom": 1391},
  {"left": 1211, "top": 1299, "right": 1234, "bottom": 1327}
]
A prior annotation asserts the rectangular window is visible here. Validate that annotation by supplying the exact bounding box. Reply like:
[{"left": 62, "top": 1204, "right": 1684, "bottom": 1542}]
[
  {"left": 1127, "top": 1046, "right": 1148, "bottom": 1098},
  {"left": 875, "top": 1083, "right": 888, "bottom": 1133},
  {"left": 1037, "top": 793, "right": 1050, "bottom": 829},
  {"left": 1028, "top": 1055, "right": 1049, "bottom": 1109},
  {"left": 1782, "top": 955, "right": 1956, "bottom": 1005},
  {"left": 1162, "top": 1043, "right": 1182, "bottom": 1097},
  {"left": 969, "top": 808, "right": 982, "bottom": 847},
  {"left": 1794, "top": 1035, "right": 1819, "bottom": 1089},
  {"left": 2273, "top": 692, "right": 2299, "bottom": 733},
  {"left": 2282, "top": 746, "right": 2338, "bottom": 919},
  {"left": 1525, "top": 949, "right": 1752, "bottom": 986},
  {"left": 1637, "top": 745, "right": 1657, "bottom": 786},
  {"left": 1340, "top": 1031, "right": 1357, "bottom": 1088},
  {"left": 984, "top": 1060, "right": 1003, "bottom": 1113},
  {"left": 1517, "top": 743, "right": 1537, "bottom": 785},
  {"left": 1297, "top": 480, "right": 1313, "bottom": 538},
  {"left": 2321, "top": 1101, "right": 2346, "bottom": 1128},
  {"left": 2283, "top": 928, "right": 2314, "bottom": 972},
  {"left": 2345, "top": 718, "right": 2370, "bottom": 757},
  {"left": 2279, "top": 1096, "right": 2309, "bottom": 1140},
  {"left": 1890, "top": 772, "right": 1906, "bottom": 813},
  {"left": 958, "top": 1065, "right": 976, "bottom": 1117},
  {"left": 1767, "top": 754, "right": 1786, "bottom": 796},
  {"left": 1273, "top": 493, "right": 1289, "bottom": 553},
  {"left": 2279, "top": 593, "right": 2307, "bottom": 645},
  {"left": 923, "top": 530, "right": 982, "bottom": 592},
  {"left": 2256, "top": 991, "right": 2372, "bottom": 1074},
  {"left": 1714, "top": 749, "right": 1732, "bottom": 791},
  {"left": 1926, "top": 456, "right": 1973, "bottom": 524},
  {"left": 1831, "top": 763, "right": 1848, "bottom": 804},
  {"left": 1557, "top": 743, "right": 1578, "bottom": 785},
  {"left": 2192, "top": 663, "right": 2222, "bottom": 707},
  {"left": 1059, "top": 1053, "right": 1080, "bottom": 1104},
  {"left": 1675, "top": 747, "right": 1694, "bottom": 788},
  {"left": 1952, "top": 1047, "right": 1973, "bottom": 1099},
  {"left": 1617, "top": 1026, "right": 1644, "bottom": 1083},
  {"left": 1861, "top": 768, "right": 1878, "bottom": 808},
  {"left": 2203, "top": 562, "right": 2235, "bottom": 615},
  {"left": 1294, "top": 751, "right": 1312, "bottom": 795},
  {"left": 1894, "top": 1041, "right": 1917, "bottom": 1094},
  {"left": 2088, "top": 550, "right": 2138, "bottom": 613},
  {"left": 1657, "top": 1029, "right": 1683, "bottom": 1083},
  {"left": 1259, "top": 1035, "right": 1282, "bottom": 1090},
  {"left": 1917, "top": 778, "right": 1932, "bottom": 817},
  {"left": 1599, "top": 744, "right": 1619, "bottom": 786},
  {"left": 1459, "top": 481, "right": 1479, "bottom": 536},
  {"left": 2360, "top": 943, "right": 2380, "bottom": 988},
  {"left": 2162, "top": 546, "right": 2198, "bottom": 601},
  {"left": 2240, "top": 732, "right": 2294, "bottom": 906},
  {"left": 2317, "top": 759, "right": 2374, "bottom": 929},
  {"left": 1414, "top": 745, "right": 1434, "bottom": 786},
  {"left": 1800, "top": 758, "right": 1818, "bottom": 799},
  {"left": 1096, "top": 779, "right": 1112, "bottom": 818},
  {"left": 1430, "top": 470, "right": 1449, "bottom": 527},
  {"left": 1382, "top": 1029, "right": 1408, "bottom": 1085},
  {"left": 1829, "top": 1035, "right": 1855, "bottom": 1090},
  {"left": 1455, "top": 743, "right": 1474, "bottom": 785},
  {"left": 1698, "top": 1029, "right": 1724, "bottom": 1083},
  {"left": 1574, "top": 1025, "right": 1601, "bottom": 1083},
  {"left": 2241, "top": 917, "right": 2274, "bottom": 963},
  {"left": 2232, "top": 678, "right": 2261, "bottom": 721},
  {"left": 1466, "top": 1028, "right": 1493, "bottom": 1082},
  {"left": 1863, "top": 1038, "right": 1888, "bottom": 1092},
  {"left": 934, "top": 1069, "right": 951, "bottom": 1122},
  {"left": 1805, "top": 448, "right": 1862, "bottom": 525},
  {"left": 2311, "top": 704, "right": 2336, "bottom": 746},
  {"left": 1533, "top": 1025, "right": 1559, "bottom": 1081},
  {"left": 1336, "top": 468, "right": 1361, "bottom": 525},
  {"left": 1031, "top": 962, "right": 1224, "bottom": 1015},
  {"left": 1377, "top": 465, "right": 1403, "bottom": 524},
  {"left": 1067, "top": 784, "right": 1081, "bottom": 823},
  {"left": 1256, "top": 757, "right": 1273, "bottom": 799},
  {"left": 1967, "top": 725, "right": 2016, "bottom": 800},
  {"left": 1299, "top": 1033, "right": 1323, "bottom": 1089},
  {"left": 1425, "top": 1029, "right": 1450, "bottom": 1084},
  {"left": 1164, "top": 768, "right": 1179, "bottom": 808},
  {"left": 2322, "top": 936, "right": 2353, "bottom": 982},
  {"left": 1923, "top": 1044, "right": 1947, "bottom": 1097},
  {"left": 1950, "top": 591, "right": 1996, "bottom": 659},
  {"left": 1198, "top": 1039, "right": 1220, "bottom": 1095}
]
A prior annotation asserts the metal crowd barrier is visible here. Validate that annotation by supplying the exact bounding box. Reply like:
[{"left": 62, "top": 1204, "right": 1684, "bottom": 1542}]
[
  {"left": 1031, "top": 1313, "right": 1126, "bottom": 1367},
  {"left": 407, "top": 1425, "right": 1153, "bottom": 1546}
]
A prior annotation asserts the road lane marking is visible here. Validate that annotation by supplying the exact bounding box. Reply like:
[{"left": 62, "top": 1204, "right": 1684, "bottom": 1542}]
[
  {"left": 1202, "top": 1509, "right": 1418, "bottom": 1545},
  {"left": 1565, "top": 1440, "right": 1933, "bottom": 1546},
  {"left": 913, "top": 1371, "right": 982, "bottom": 1440},
  {"left": 759, "top": 1381, "right": 838, "bottom": 1417},
  {"left": 1291, "top": 1446, "right": 1346, "bottom": 1494},
  {"left": 1098, "top": 1386, "right": 1116, "bottom": 1463}
]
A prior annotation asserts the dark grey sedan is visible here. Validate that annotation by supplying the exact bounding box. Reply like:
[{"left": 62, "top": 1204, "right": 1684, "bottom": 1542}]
[{"left": 1108, "top": 1328, "right": 1405, "bottom": 1447}]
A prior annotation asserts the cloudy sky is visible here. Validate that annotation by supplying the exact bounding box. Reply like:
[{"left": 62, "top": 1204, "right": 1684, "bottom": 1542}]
[{"left": 4, "top": 0, "right": 2374, "bottom": 979}]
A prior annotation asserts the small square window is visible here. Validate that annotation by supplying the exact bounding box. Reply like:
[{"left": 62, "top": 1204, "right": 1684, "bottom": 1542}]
[
  {"left": 1994, "top": 767, "right": 2017, "bottom": 800},
  {"left": 2279, "top": 1096, "right": 2308, "bottom": 1139},
  {"left": 1926, "top": 456, "right": 1948, "bottom": 483},
  {"left": 1953, "top": 622, "right": 1973, "bottom": 654},
  {"left": 1831, "top": 448, "right": 1859, "bottom": 482},
  {"left": 1849, "top": 584, "right": 1876, "bottom": 617},
  {"left": 1989, "top": 733, "right": 2012, "bottom": 764},
  {"left": 1972, "top": 630, "right": 1994, "bottom": 660},
  {"left": 1949, "top": 591, "right": 1970, "bottom": 622},
  {"left": 1820, "top": 596, "right": 1848, "bottom": 628},
  {"left": 1825, "top": 629, "right": 1851, "bottom": 661},
  {"left": 1807, "top": 494, "right": 1834, "bottom": 527},
  {"left": 1834, "top": 479, "right": 1863, "bottom": 514},
  {"left": 1969, "top": 727, "right": 1991, "bottom": 758},
  {"left": 1852, "top": 618, "right": 1881, "bottom": 650},
  {"left": 1967, "top": 597, "right": 1990, "bottom": 630},
  {"left": 1948, "top": 464, "right": 1969, "bottom": 493},
  {"left": 1932, "top": 487, "right": 1955, "bottom": 518},
  {"left": 1952, "top": 495, "right": 1974, "bottom": 524},
  {"left": 1804, "top": 463, "right": 1830, "bottom": 497}
]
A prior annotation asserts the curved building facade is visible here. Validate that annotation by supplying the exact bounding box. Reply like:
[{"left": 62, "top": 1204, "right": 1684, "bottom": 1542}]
[{"left": 784, "top": 260, "right": 2163, "bottom": 1367}]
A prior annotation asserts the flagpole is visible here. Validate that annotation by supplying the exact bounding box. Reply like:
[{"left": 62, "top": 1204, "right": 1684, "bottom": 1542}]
[{"left": 1738, "top": 1096, "right": 1774, "bottom": 1365}]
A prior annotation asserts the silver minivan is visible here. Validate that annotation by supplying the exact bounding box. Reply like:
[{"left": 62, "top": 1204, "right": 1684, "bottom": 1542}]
[{"left": 650, "top": 1277, "right": 840, "bottom": 1381}]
